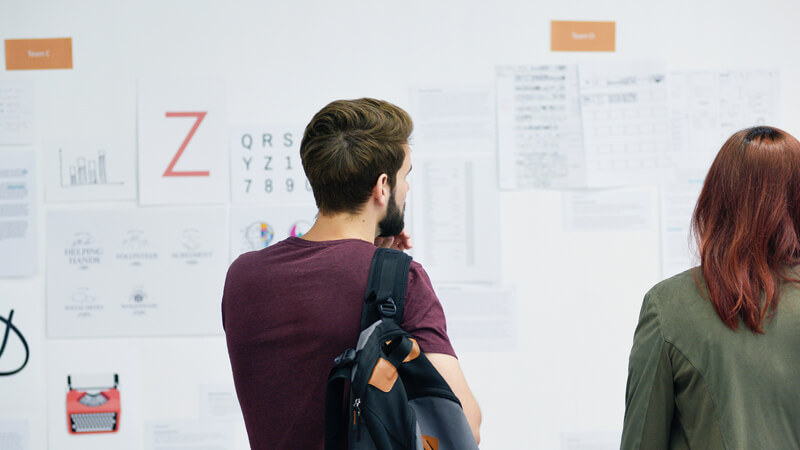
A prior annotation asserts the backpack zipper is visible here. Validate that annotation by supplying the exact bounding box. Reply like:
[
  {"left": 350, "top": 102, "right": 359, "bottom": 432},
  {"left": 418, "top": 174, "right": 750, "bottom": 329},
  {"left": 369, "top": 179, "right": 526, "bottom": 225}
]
[{"left": 353, "top": 398, "right": 362, "bottom": 441}]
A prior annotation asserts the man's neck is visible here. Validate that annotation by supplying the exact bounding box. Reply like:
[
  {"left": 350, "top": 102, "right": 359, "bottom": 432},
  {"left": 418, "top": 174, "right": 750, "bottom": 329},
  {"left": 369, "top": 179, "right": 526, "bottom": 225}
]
[{"left": 301, "top": 210, "right": 377, "bottom": 244}]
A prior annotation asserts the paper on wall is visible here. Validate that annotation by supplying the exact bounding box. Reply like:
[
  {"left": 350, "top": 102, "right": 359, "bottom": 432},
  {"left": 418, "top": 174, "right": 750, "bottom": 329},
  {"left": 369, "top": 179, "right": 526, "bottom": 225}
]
[
  {"left": 579, "top": 61, "right": 671, "bottom": 187},
  {"left": 560, "top": 431, "right": 620, "bottom": 449},
  {"left": 0, "top": 80, "right": 34, "bottom": 146},
  {"left": 137, "top": 78, "right": 228, "bottom": 205},
  {"left": 496, "top": 65, "right": 586, "bottom": 189},
  {"left": 229, "top": 204, "right": 317, "bottom": 261},
  {"left": 145, "top": 420, "right": 234, "bottom": 450},
  {"left": 0, "top": 149, "right": 36, "bottom": 277},
  {"left": 563, "top": 186, "right": 657, "bottom": 232},
  {"left": 46, "top": 207, "right": 228, "bottom": 337},
  {"left": 669, "top": 69, "right": 780, "bottom": 172},
  {"left": 496, "top": 62, "right": 671, "bottom": 189},
  {"left": 0, "top": 420, "right": 29, "bottom": 450},
  {"left": 410, "top": 153, "right": 501, "bottom": 283},
  {"left": 199, "top": 384, "right": 243, "bottom": 421},
  {"left": 410, "top": 86, "right": 495, "bottom": 154},
  {"left": 660, "top": 169, "right": 705, "bottom": 278},
  {"left": 230, "top": 127, "right": 314, "bottom": 204},
  {"left": 436, "top": 285, "right": 516, "bottom": 351},
  {"left": 44, "top": 140, "right": 136, "bottom": 202}
]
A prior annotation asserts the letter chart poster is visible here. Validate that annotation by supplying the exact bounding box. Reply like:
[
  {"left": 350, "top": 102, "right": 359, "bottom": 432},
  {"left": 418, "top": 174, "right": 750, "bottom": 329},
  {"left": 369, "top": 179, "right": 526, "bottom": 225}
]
[
  {"left": 230, "top": 127, "right": 315, "bottom": 204},
  {"left": 46, "top": 207, "right": 227, "bottom": 338}
]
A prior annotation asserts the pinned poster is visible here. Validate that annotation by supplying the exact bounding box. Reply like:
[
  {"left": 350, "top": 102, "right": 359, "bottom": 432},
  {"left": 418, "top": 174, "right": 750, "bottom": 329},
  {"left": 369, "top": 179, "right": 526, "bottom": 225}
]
[
  {"left": 0, "top": 80, "right": 34, "bottom": 145},
  {"left": 670, "top": 69, "right": 780, "bottom": 171},
  {"left": 0, "top": 149, "right": 37, "bottom": 277},
  {"left": 409, "top": 86, "right": 495, "bottom": 154},
  {"left": 409, "top": 153, "right": 501, "bottom": 283},
  {"left": 0, "top": 420, "right": 29, "bottom": 450},
  {"left": 562, "top": 186, "right": 657, "bottom": 231},
  {"left": 496, "top": 62, "right": 671, "bottom": 190},
  {"left": 660, "top": 169, "right": 705, "bottom": 278},
  {"left": 229, "top": 204, "right": 317, "bottom": 261},
  {"left": 46, "top": 207, "right": 228, "bottom": 337},
  {"left": 230, "top": 127, "right": 314, "bottom": 204},
  {"left": 496, "top": 65, "right": 586, "bottom": 189},
  {"left": 46, "top": 339, "right": 142, "bottom": 450},
  {"left": 44, "top": 140, "right": 136, "bottom": 202},
  {"left": 137, "top": 79, "right": 228, "bottom": 205},
  {"left": 578, "top": 61, "right": 671, "bottom": 187},
  {"left": 145, "top": 420, "right": 233, "bottom": 450},
  {"left": 437, "top": 285, "right": 516, "bottom": 351}
]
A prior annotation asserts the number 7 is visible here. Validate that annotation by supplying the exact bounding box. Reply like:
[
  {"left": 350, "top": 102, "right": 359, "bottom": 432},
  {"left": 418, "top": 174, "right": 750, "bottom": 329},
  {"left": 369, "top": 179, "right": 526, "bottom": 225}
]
[{"left": 163, "top": 111, "right": 210, "bottom": 177}]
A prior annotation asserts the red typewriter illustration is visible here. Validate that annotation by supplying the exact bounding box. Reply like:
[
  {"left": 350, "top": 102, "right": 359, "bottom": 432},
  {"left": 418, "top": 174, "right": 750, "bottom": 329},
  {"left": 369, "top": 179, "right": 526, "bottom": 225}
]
[{"left": 66, "top": 373, "right": 120, "bottom": 434}]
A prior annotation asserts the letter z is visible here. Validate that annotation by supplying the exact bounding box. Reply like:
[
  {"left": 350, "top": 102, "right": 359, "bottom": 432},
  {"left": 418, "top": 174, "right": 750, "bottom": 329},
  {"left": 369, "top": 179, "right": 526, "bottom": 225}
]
[{"left": 163, "top": 111, "right": 210, "bottom": 177}]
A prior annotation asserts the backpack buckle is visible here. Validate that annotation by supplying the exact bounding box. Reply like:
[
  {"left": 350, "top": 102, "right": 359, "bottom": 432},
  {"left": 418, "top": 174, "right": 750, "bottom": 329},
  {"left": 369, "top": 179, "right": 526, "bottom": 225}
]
[
  {"left": 334, "top": 348, "right": 356, "bottom": 367},
  {"left": 378, "top": 298, "right": 397, "bottom": 319}
]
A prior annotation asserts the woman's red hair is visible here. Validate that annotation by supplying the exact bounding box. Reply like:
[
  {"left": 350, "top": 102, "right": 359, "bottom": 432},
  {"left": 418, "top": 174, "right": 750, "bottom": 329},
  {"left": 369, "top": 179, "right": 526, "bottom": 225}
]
[{"left": 692, "top": 126, "right": 800, "bottom": 333}]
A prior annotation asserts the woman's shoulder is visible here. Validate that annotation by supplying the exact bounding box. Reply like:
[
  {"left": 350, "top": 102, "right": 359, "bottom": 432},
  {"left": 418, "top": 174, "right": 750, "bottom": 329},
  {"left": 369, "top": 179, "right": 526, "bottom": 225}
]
[{"left": 645, "top": 267, "right": 703, "bottom": 307}]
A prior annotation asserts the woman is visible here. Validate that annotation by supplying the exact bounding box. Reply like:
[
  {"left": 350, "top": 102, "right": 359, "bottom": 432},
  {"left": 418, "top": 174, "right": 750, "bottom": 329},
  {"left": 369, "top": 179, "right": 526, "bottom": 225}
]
[{"left": 621, "top": 126, "right": 800, "bottom": 449}]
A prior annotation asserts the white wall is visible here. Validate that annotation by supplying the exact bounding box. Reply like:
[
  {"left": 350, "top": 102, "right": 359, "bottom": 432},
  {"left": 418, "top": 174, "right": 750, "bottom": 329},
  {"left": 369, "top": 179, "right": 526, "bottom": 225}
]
[{"left": 2, "top": 0, "right": 800, "bottom": 448}]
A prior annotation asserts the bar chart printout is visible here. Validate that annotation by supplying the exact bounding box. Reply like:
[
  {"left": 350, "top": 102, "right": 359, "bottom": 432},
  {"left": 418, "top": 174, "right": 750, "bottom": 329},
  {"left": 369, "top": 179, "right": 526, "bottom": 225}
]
[
  {"left": 59, "top": 148, "right": 121, "bottom": 187},
  {"left": 45, "top": 142, "right": 136, "bottom": 202}
]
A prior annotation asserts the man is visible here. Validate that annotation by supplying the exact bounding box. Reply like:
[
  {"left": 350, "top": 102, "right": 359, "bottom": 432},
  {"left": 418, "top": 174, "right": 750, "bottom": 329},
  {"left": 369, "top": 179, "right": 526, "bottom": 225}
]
[{"left": 222, "top": 98, "right": 481, "bottom": 449}]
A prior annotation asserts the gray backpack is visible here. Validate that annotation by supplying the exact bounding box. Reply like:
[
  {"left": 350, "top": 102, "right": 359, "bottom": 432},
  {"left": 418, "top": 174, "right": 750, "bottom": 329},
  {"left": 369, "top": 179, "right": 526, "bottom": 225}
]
[{"left": 324, "top": 248, "right": 479, "bottom": 450}]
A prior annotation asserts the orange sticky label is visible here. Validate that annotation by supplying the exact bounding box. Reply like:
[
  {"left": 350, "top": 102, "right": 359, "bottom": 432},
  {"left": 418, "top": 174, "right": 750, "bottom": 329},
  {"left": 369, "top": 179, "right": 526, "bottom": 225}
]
[
  {"left": 551, "top": 21, "right": 615, "bottom": 52},
  {"left": 422, "top": 435, "right": 439, "bottom": 450},
  {"left": 5, "top": 38, "right": 73, "bottom": 70}
]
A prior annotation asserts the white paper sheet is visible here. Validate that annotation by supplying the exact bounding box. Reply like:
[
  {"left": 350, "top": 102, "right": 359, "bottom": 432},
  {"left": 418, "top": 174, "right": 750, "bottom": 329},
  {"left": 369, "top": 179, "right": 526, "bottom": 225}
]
[
  {"left": 410, "top": 87, "right": 495, "bottom": 154},
  {"left": 579, "top": 61, "right": 671, "bottom": 187},
  {"left": 230, "top": 127, "right": 314, "bottom": 204},
  {"left": 409, "top": 154, "right": 501, "bottom": 283},
  {"left": 0, "top": 80, "right": 34, "bottom": 145},
  {"left": 137, "top": 79, "right": 228, "bottom": 205},
  {"left": 46, "top": 207, "right": 228, "bottom": 337},
  {"left": 229, "top": 204, "right": 317, "bottom": 261},
  {"left": 0, "top": 420, "right": 29, "bottom": 450},
  {"left": 145, "top": 420, "right": 233, "bottom": 450},
  {"left": 0, "top": 149, "right": 36, "bottom": 277},
  {"left": 44, "top": 140, "right": 136, "bottom": 202},
  {"left": 436, "top": 285, "right": 516, "bottom": 351},
  {"left": 496, "top": 65, "right": 586, "bottom": 189},
  {"left": 718, "top": 69, "right": 779, "bottom": 135},
  {"left": 199, "top": 384, "right": 242, "bottom": 421},
  {"left": 660, "top": 169, "right": 705, "bottom": 278},
  {"left": 669, "top": 69, "right": 780, "bottom": 171},
  {"left": 560, "top": 431, "right": 620, "bottom": 449},
  {"left": 563, "top": 186, "right": 657, "bottom": 232},
  {"left": 46, "top": 339, "right": 142, "bottom": 450}
]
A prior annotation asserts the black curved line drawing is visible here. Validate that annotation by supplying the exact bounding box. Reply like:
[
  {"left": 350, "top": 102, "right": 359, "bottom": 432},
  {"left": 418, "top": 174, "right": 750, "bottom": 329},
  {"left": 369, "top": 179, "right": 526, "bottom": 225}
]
[{"left": 0, "top": 310, "right": 29, "bottom": 376}]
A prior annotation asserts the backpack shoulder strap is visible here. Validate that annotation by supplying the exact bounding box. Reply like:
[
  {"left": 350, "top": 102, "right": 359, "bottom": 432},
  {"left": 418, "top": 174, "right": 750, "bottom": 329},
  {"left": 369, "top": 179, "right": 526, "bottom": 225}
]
[{"left": 360, "top": 248, "right": 412, "bottom": 331}]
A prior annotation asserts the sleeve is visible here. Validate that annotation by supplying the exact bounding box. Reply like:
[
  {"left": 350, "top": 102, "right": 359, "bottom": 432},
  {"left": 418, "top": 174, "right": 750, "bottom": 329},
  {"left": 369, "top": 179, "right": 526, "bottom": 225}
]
[
  {"left": 620, "top": 292, "right": 674, "bottom": 450},
  {"left": 400, "top": 262, "right": 456, "bottom": 358}
]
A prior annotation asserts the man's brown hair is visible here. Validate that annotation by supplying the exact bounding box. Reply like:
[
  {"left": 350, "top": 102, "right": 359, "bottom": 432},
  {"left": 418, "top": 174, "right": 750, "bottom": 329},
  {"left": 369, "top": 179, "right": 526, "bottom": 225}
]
[{"left": 300, "top": 98, "right": 413, "bottom": 214}]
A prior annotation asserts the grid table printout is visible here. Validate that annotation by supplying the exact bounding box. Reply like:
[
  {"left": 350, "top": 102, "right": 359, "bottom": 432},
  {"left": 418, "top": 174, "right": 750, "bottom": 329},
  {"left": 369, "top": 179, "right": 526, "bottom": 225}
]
[{"left": 579, "top": 62, "right": 671, "bottom": 188}]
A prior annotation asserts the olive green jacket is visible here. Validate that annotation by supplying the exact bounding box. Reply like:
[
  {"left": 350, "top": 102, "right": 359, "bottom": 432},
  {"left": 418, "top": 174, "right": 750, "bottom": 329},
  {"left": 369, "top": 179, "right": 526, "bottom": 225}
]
[{"left": 622, "top": 268, "right": 800, "bottom": 449}]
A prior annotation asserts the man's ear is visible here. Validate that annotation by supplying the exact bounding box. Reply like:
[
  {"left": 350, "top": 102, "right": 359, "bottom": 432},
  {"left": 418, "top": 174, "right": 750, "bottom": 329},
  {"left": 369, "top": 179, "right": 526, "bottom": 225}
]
[{"left": 372, "top": 173, "right": 390, "bottom": 206}]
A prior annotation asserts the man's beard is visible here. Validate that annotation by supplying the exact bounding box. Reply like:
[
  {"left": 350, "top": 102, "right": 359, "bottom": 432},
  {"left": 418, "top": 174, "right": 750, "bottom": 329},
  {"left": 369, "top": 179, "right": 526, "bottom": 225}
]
[{"left": 377, "top": 189, "right": 405, "bottom": 237}]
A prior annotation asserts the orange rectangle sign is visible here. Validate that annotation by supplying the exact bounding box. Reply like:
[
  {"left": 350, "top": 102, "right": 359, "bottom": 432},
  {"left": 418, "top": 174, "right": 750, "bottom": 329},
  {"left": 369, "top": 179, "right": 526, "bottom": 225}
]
[
  {"left": 551, "top": 21, "right": 615, "bottom": 52},
  {"left": 5, "top": 38, "right": 73, "bottom": 70}
]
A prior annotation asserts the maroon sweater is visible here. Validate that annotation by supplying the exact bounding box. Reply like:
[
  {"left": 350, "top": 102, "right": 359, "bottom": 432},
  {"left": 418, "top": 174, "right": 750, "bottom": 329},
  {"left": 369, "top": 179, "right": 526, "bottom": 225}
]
[{"left": 222, "top": 238, "right": 455, "bottom": 449}]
